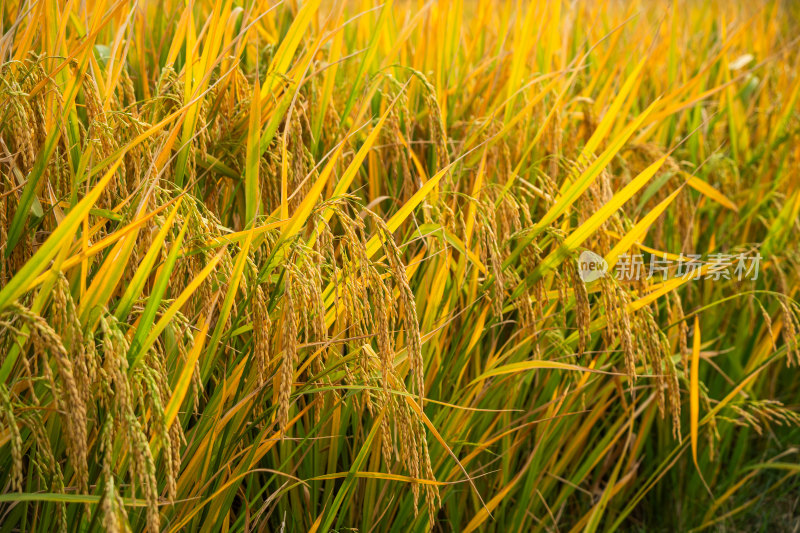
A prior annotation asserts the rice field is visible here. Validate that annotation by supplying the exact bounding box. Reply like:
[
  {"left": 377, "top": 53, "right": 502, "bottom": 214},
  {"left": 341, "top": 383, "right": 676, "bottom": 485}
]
[{"left": 1, "top": 0, "right": 800, "bottom": 531}]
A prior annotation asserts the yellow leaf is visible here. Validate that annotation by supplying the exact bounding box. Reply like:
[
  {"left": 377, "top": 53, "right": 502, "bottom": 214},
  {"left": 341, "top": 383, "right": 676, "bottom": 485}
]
[
  {"left": 691, "top": 316, "right": 701, "bottom": 470},
  {"left": 685, "top": 173, "right": 738, "bottom": 212},
  {"left": 606, "top": 186, "right": 684, "bottom": 268}
]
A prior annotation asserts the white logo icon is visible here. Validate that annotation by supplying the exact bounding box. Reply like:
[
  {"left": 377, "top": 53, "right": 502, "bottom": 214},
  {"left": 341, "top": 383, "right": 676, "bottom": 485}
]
[{"left": 578, "top": 250, "right": 608, "bottom": 283}]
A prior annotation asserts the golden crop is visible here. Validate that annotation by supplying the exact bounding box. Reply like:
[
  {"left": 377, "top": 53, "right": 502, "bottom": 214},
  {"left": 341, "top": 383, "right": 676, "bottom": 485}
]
[{"left": 1, "top": 0, "right": 799, "bottom": 531}]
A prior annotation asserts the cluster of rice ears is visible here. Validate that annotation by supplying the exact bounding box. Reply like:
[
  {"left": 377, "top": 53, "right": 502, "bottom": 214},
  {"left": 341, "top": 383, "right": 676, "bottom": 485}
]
[{"left": 1, "top": 0, "right": 800, "bottom": 531}]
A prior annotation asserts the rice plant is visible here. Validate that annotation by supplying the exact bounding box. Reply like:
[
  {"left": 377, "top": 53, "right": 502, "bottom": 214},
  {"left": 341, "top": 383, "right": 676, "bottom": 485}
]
[{"left": 1, "top": 0, "right": 799, "bottom": 531}]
